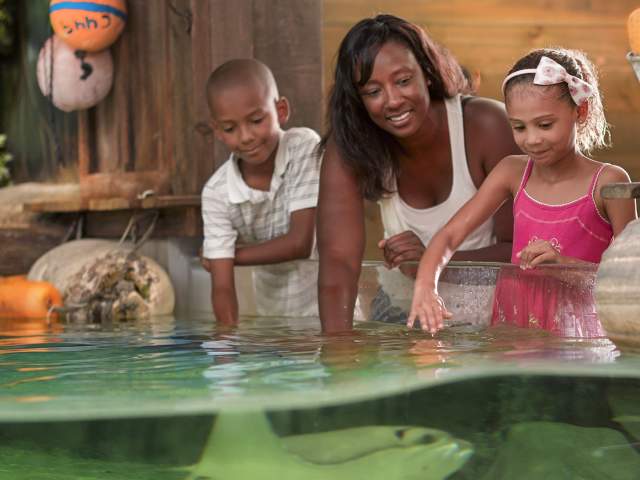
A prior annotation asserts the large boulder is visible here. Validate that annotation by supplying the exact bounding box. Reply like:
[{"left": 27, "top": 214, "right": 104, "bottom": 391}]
[
  {"left": 28, "top": 239, "right": 174, "bottom": 321},
  {"left": 595, "top": 219, "right": 640, "bottom": 350}
]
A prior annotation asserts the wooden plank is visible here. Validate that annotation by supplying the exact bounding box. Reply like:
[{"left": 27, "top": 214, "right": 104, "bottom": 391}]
[
  {"left": 130, "top": 3, "right": 169, "bottom": 173},
  {"left": 167, "top": 0, "right": 195, "bottom": 196},
  {"left": 82, "top": 207, "right": 202, "bottom": 238},
  {"left": 0, "top": 229, "right": 68, "bottom": 276},
  {"left": 189, "top": 0, "right": 255, "bottom": 193},
  {"left": 253, "top": 0, "right": 324, "bottom": 132},
  {"left": 323, "top": 0, "right": 638, "bottom": 25},
  {"left": 323, "top": 4, "right": 640, "bottom": 117},
  {"left": 77, "top": 111, "right": 90, "bottom": 176},
  {"left": 24, "top": 199, "right": 86, "bottom": 213},
  {"left": 25, "top": 195, "right": 200, "bottom": 213},
  {"left": 601, "top": 183, "right": 640, "bottom": 199},
  {"left": 79, "top": 1, "right": 172, "bottom": 197},
  {"left": 140, "top": 195, "right": 201, "bottom": 209}
]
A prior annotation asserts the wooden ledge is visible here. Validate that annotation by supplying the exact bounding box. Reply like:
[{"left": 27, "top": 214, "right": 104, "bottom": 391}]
[
  {"left": 601, "top": 183, "right": 640, "bottom": 200},
  {"left": 24, "top": 195, "right": 201, "bottom": 213}
]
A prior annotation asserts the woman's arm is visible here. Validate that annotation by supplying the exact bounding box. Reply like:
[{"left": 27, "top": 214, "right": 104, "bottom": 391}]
[
  {"left": 234, "top": 208, "right": 316, "bottom": 265},
  {"left": 462, "top": 97, "right": 522, "bottom": 262},
  {"left": 317, "top": 140, "right": 365, "bottom": 333},
  {"left": 409, "top": 157, "right": 517, "bottom": 333}
]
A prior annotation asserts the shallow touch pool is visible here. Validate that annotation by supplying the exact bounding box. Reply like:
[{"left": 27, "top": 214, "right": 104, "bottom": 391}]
[{"left": 1, "top": 264, "right": 640, "bottom": 479}]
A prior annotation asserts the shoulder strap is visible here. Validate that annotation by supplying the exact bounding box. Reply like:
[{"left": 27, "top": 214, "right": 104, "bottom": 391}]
[
  {"left": 515, "top": 158, "right": 534, "bottom": 199},
  {"left": 589, "top": 163, "right": 608, "bottom": 197}
]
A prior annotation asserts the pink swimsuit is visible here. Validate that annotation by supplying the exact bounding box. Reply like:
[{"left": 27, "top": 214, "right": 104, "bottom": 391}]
[
  {"left": 492, "top": 160, "right": 613, "bottom": 338},
  {"left": 510, "top": 159, "right": 613, "bottom": 263}
]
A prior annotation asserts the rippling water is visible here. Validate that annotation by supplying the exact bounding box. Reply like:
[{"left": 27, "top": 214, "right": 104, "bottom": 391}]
[
  {"left": 0, "top": 314, "right": 635, "bottom": 418},
  {"left": 1, "top": 314, "right": 640, "bottom": 479}
]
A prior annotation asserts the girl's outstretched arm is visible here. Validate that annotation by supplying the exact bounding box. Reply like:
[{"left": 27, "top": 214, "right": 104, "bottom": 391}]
[
  {"left": 408, "top": 156, "right": 520, "bottom": 333},
  {"left": 317, "top": 140, "right": 365, "bottom": 333}
]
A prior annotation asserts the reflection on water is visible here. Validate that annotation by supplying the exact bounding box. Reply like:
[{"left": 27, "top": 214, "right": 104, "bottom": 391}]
[
  {"left": 1, "top": 313, "right": 640, "bottom": 479},
  {"left": 0, "top": 315, "right": 630, "bottom": 419}
]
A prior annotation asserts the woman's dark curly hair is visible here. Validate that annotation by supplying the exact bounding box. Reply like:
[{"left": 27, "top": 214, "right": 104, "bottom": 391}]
[{"left": 320, "top": 14, "right": 470, "bottom": 201}]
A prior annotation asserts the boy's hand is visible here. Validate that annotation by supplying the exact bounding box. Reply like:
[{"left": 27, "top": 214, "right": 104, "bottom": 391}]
[
  {"left": 378, "top": 231, "right": 425, "bottom": 269},
  {"left": 407, "top": 285, "right": 452, "bottom": 335},
  {"left": 516, "top": 239, "right": 562, "bottom": 269},
  {"left": 199, "top": 247, "right": 212, "bottom": 272}
]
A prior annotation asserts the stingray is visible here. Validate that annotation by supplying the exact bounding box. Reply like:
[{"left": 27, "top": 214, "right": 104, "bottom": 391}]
[
  {"left": 0, "top": 412, "right": 472, "bottom": 479},
  {"left": 182, "top": 411, "right": 473, "bottom": 480}
]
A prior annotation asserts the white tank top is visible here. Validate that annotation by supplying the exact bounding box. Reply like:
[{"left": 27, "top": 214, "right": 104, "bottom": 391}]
[{"left": 378, "top": 94, "right": 495, "bottom": 251}]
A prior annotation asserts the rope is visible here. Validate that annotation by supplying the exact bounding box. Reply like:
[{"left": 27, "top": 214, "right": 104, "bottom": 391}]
[
  {"left": 60, "top": 214, "right": 84, "bottom": 243},
  {"left": 118, "top": 210, "right": 159, "bottom": 252}
]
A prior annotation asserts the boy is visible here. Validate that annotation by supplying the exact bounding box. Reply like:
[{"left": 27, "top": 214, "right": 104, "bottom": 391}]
[{"left": 201, "top": 59, "right": 320, "bottom": 324}]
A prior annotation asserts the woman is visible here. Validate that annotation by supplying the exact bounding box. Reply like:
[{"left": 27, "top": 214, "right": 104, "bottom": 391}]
[{"left": 317, "top": 14, "right": 520, "bottom": 332}]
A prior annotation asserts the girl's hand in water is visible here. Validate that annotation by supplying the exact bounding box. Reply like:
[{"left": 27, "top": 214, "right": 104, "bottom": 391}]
[
  {"left": 378, "top": 231, "right": 425, "bottom": 269},
  {"left": 516, "top": 239, "right": 563, "bottom": 269},
  {"left": 407, "top": 286, "right": 452, "bottom": 335}
]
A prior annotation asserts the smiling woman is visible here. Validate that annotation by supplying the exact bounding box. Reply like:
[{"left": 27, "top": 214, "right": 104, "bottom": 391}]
[{"left": 316, "top": 14, "right": 520, "bottom": 332}]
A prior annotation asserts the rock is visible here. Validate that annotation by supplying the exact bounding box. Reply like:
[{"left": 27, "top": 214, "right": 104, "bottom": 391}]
[
  {"left": 28, "top": 239, "right": 174, "bottom": 321},
  {"left": 482, "top": 421, "right": 640, "bottom": 479},
  {"left": 595, "top": 219, "right": 640, "bottom": 350}
]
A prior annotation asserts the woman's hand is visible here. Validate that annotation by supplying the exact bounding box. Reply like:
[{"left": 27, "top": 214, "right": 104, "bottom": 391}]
[
  {"left": 516, "top": 239, "right": 563, "bottom": 269},
  {"left": 378, "top": 231, "right": 425, "bottom": 269},
  {"left": 407, "top": 285, "right": 452, "bottom": 334}
]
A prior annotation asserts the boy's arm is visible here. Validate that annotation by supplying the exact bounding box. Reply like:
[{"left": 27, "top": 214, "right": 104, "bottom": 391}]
[
  {"left": 208, "top": 258, "right": 238, "bottom": 325},
  {"left": 201, "top": 171, "right": 240, "bottom": 324},
  {"left": 234, "top": 207, "right": 316, "bottom": 265},
  {"left": 236, "top": 129, "right": 321, "bottom": 266}
]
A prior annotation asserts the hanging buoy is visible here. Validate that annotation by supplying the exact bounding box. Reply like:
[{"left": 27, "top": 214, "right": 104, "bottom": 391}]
[
  {"left": 49, "top": 0, "right": 127, "bottom": 52},
  {"left": 36, "top": 35, "right": 113, "bottom": 112}
]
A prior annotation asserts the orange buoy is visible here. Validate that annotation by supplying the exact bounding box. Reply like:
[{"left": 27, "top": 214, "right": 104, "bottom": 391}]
[
  {"left": 0, "top": 275, "right": 27, "bottom": 283},
  {"left": 629, "top": 8, "right": 640, "bottom": 54},
  {"left": 0, "top": 277, "right": 63, "bottom": 319},
  {"left": 49, "top": 0, "right": 127, "bottom": 52}
]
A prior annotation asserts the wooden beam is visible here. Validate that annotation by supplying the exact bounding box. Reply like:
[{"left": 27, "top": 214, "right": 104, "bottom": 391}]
[
  {"left": 601, "top": 182, "right": 640, "bottom": 199},
  {"left": 24, "top": 195, "right": 201, "bottom": 213}
]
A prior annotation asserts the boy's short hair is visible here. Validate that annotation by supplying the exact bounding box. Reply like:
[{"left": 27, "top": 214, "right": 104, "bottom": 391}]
[{"left": 206, "top": 58, "right": 280, "bottom": 115}]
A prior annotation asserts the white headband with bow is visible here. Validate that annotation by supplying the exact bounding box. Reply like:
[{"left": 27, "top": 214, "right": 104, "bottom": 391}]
[{"left": 501, "top": 55, "right": 594, "bottom": 106}]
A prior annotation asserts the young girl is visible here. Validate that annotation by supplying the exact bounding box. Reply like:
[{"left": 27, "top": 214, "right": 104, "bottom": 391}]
[{"left": 409, "top": 47, "right": 637, "bottom": 335}]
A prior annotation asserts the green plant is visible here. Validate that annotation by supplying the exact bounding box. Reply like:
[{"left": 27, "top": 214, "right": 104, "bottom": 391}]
[
  {"left": 0, "top": 0, "right": 14, "bottom": 55},
  {"left": 0, "top": 133, "right": 11, "bottom": 186}
]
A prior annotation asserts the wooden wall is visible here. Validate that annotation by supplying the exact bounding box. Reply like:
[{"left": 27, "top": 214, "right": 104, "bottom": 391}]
[
  {"left": 323, "top": 0, "right": 640, "bottom": 259},
  {"left": 81, "top": 0, "right": 323, "bottom": 198}
]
